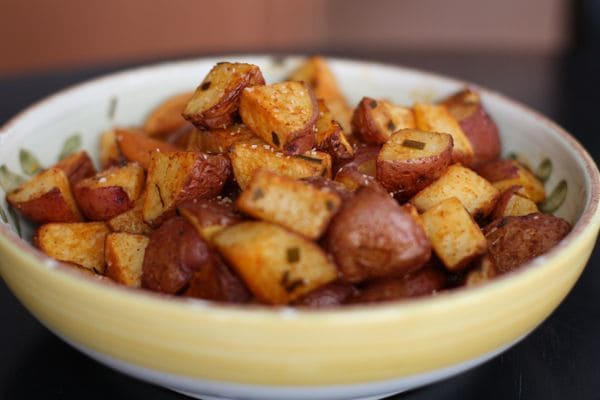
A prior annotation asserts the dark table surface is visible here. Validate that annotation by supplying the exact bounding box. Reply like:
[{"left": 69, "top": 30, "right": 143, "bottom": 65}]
[{"left": 1, "top": 50, "right": 599, "bottom": 400}]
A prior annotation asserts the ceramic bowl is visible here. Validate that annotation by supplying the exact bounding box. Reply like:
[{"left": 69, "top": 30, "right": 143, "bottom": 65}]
[{"left": 0, "top": 56, "right": 598, "bottom": 400}]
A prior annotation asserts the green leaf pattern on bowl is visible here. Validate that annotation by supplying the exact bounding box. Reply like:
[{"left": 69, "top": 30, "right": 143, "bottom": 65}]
[
  {"left": 58, "top": 133, "right": 82, "bottom": 161},
  {"left": 19, "top": 149, "right": 43, "bottom": 176}
]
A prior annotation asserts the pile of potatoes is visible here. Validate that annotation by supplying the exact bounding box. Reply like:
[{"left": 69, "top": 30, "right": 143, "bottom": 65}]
[{"left": 5, "top": 57, "right": 571, "bottom": 306}]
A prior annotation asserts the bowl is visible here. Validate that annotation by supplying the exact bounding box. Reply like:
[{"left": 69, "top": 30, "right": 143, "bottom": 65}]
[{"left": 0, "top": 55, "right": 598, "bottom": 400}]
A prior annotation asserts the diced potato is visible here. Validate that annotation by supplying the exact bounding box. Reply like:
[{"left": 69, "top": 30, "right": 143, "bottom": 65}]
[
  {"left": 334, "top": 145, "right": 382, "bottom": 192},
  {"left": 314, "top": 100, "right": 354, "bottom": 162},
  {"left": 183, "top": 62, "right": 265, "bottom": 129},
  {"left": 352, "top": 97, "right": 415, "bottom": 144},
  {"left": 411, "top": 164, "right": 499, "bottom": 219},
  {"left": 239, "top": 81, "right": 318, "bottom": 154},
  {"left": 186, "top": 124, "right": 258, "bottom": 154},
  {"left": 464, "top": 255, "right": 497, "bottom": 287},
  {"left": 98, "top": 130, "right": 123, "bottom": 169},
  {"left": 144, "top": 91, "right": 194, "bottom": 138},
  {"left": 53, "top": 150, "right": 97, "bottom": 185},
  {"left": 115, "top": 128, "right": 178, "bottom": 170},
  {"left": 236, "top": 170, "right": 341, "bottom": 239},
  {"left": 183, "top": 255, "right": 251, "bottom": 303},
  {"left": 213, "top": 221, "right": 338, "bottom": 304},
  {"left": 228, "top": 141, "right": 331, "bottom": 190},
  {"left": 413, "top": 103, "right": 474, "bottom": 164},
  {"left": 107, "top": 195, "right": 152, "bottom": 235},
  {"left": 105, "top": 232, "right": 149, "bottom": 287},
  {"left": 491, "top": 186, "right": 539, "bottom": 219},
  {"left": 421, "top": 197, "right": 487, "bottom": 271},
  {"left": 477, "top": 159, "right": 545, "bottom": 203},
  {"left": 143, "top": 151, "right": 230, "bottom": 226},
  {"left": 178, "top": 198, "right": 242, "bottom": 242},
  {"left": 7, "top": 167, "right": 83, "bottom": 223},
  {"left": 74, "top": 162, "right": 145, "bottom": 220},
  {"left": 34, "top": 222, "right": 110, "bottom": 273}
]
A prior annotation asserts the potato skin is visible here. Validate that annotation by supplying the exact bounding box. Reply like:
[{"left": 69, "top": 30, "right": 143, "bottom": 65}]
[
  {"left": 75, "top": 186, "right": 132, "bottom": 221},
  {"left": 294, "top": 281, "right": 358, "bottom": 308},
  {"left": 334, "top": 145, "right": 383, "bottom": 192},
  {"left": 482, "top": 213, "right": 571, "bottom": 274},
  {"left": 326, "top": 186, "right": 431, "bottom": 283},
  {"left": 183, "top": 255, "right": 251, "bottom": 303},
  {"left": 54, "top": 150, "right": 97, "bottom": 185},
  {"left": 10, "top": 187, "right": 83, "bottom": 223},
  {"left": 142, "top": 216, "right": 213, "bottom": 294}
]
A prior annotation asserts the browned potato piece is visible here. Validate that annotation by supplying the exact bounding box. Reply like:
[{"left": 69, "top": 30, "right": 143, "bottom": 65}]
[
  {"left": 236, "top": 170, "right": 341, "bottom": 239},
  {"left": 7, "top": 167, "right": 83, "bottom": 223},
  {"left": 288, "top": 56, "right": 353, "bottom": 133},
  {"left": 213, "top": 221, "right": 338, "bottom": 305},
  {"left": 301, "top": 176, "right": 352, "bottom": 201},
  {"left": 34, "top": 222, "right": 109, "bottom": 273},
  {"left": 178, "top": 197, "right": 242, "bottom": 242},
  {"left": 413, "top": 103, "right": 474, "bottom": 165},
  {"left": 74, "top": 163, "right": 145, "bottom": 221},
  {"left": 294, "top": 281, "right": 358, "bottom": 308},
  {"left": 477, "top": 159, "right": 546, "bottom": 203},
  {"left": 326, "top": 186, "right": 431, "bottom": 283},
  {"left": 351, "top": 97, "right": 415, "bottom": 144},
  {"left": 411, "top": 164, "right": 499, "bottom": 220},
  {"left": 183, "top": 255, "right": 250, "bottom": 303},
  {"left": 144, "top": 91, "right": 194, "bottom": 138},
  {"left": 440, "top": 89, "right": 500, "bottom": 167},
  {"left": 143, "top": 151, "right": 230, "bottom": 227},
  {"left": 491, "top": 185, "right": 539, "bottom": 219},
  {"left": 376, "top": 129, "right": 453, "bottom": 199},
  {"left": 104, "top": 232, "right": 149, "bottom": 287},
  {"left": 115, "top": 128, "right": 178, "bottom": 170},
  {"left": 421, "top": 197, "right": 487, "bottom": 271},
  {"left": 98, "top": 130, "right": 124, "bottom": 169},
  {"left": 334, "top": 145, "right": 383, "bottom": 192},
  {"left": 314, "top": 100, "right": 354, "bottom": 163},
  {"left": 107, "top": 195, "right": 152, "bottom": 235},
  {"left": 185, "top": 124, "right": 258, "bottom": 154},
  {"left": 464, "top": 255, "right": 497, "bottom": 287},
  {"left": 183, "top": 62, "right": 265, "bottom": 129},
  {"left": 53, "top": 150, "right": 97, "bottom": 185},
  {"left": 142, "top": 216, "right": 213, "bottom": 294},
  {"left": 483, "top": 213, "right": 571, "bottom": 274},
  {"left": 240, "top": 81, "right": 318, "bottom": 154},
  {"left": 228, "top": 141, "right": 331, "bottom": 190}
]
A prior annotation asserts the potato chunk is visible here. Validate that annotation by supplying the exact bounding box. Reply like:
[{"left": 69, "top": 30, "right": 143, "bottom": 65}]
[
  {"left": 183, "top": 62, "right": 265, "bottom": 129},
  {"left": 144, "top": 91, "right": 194, "bottom": 138},
  {"left": 240, "top": 81, "right": 318, "bottom": 154},
  {"left": 178, "top": 198, "right": 242, "bottom": 242},
  {"left": 98, "top": 130, "right": 123, "bottom": 169},
  {"left": 476, "top": 159, "right": 546, "bottom": 203},
  {"left": 376, "top": 129, "right": 453, "bottom": 199},
  {"left": 53, "top": 150, "right": 97, "bottom": 185},
  {"left": 491, "top": 186, "right": 539, "bottom": 219},
  {"left": 115, "top": 128, "right": 178, "bottom": 170},
  {"left": 411, "top": 164, "right": 499, "bottom": 219},
  {"left": 314, "top": 100, "right": 354, "bottom": 163},
  {"left": 352, "top": 97, "right": 415, "bottom": 144},
  {"left": 34, "top": 222, "right": 109, "bottom": 273},
  {"left": 334, "top": 145, "right": 382, "bottom": 192},
  {"left": 421, "top": 197, "right": 487, "bottom": 271},
  {"left": 7, "top": 167, "right": 82, "bottom": 223},
  {"left": 105, "top": 232, "right": 149, "bottom": 287},
  {"left": 236, "top": 170, "right": 341, "bottom": 239},
  {"left": 213, "top": 221, "right": 338, "bottom": 304},
  {"left": 143, "top": 151, "right": 230, "bottom": 226},
  {"left": 107, "top": 196, "right": 152, "bottom": 235},
  {"left": 183, "top": 255, "right": 251, "bottom": 303},
  {"left": 185, "top": 124, "right": 258, "bottom": 154}
]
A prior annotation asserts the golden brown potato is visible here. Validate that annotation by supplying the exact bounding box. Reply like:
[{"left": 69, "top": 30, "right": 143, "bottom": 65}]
[
  {"left": 213, "top": 221, "right": 338, "bottom": 305},
  {"left": 98, "top": 130, "right": 124, "bottom": 169},
  {"left": 107, "top": 195, "right": 152, "bottom": 235},
  {"left": 142, "top": 216, "right": 213, "bottom": 294},
  {"left": 143, "top": 151, "right": 230, "bottom": 227},
  {"left": 421, "top": 197, "right": 487, "bottom": 271},
  {"left": 314, "top": 99, "right": 354, "bottom": 163},
  {"left": 35, "top": 222, "right": 109, "bottom": 273},
  {"left": 74, "top": 163, "right": 145, "bottom": 221},
  {"left": 183, "top": 255, "right": 251, "bottom": 303},
  {"left": 483, "top": 213, "right": 571, "bottom": 274},
  {"left": 288, "top": 56, "right": 353, "bottom": 133},
  {"left": 228, "top": 141, "right": 331, "bottom": 190},
  {"left": 240, "top": 81, "right": 318, "bottom": 154},
  {"left": 104, "top": 232, "right": 149, "bottom": 287},
  {"left": 53, "top": 150, "right": 97, "bottom": 185},
  {"left": 476, "top": 159, "right": 545, "bottom": 203},
  {"left": 178, "top": 197, "right": 242, "bottom": 242},
  {"left": 115, "top": 128, "right": 178, "bottom": 170},
  {"left": 236, "top": 170, "right": 341, "bottom": 239},
  {"left": 334, "top": 145, "right": 383, "bottom": 192},
  {"left": 301, "top": 175, "right": 352, "bottom": 201},
  {"left": 183, "top": 62, "right": 265, "bottom": 129},
  {"left": 351, "top": 97, "right": 415, "bottom": 144},
  {"left": 185, "top": 124, "right": 258, "bottom": 154},
  {"left": 491, "top": 185, "right": 539, "bottom": 219},
  {"left": 440, "top": 89, "right": 500, "bottom": 168},
  {"left": 144, "top": 91, "right": 194, "bottom": 138},
  {"left": 376, "top": 129, "right": 453, "bottom": 200},
  {"left": 411, "top": 163, "right": 499, "bottom": 220},
  {"left": 294, "top": 281, "right": 358, "bottom": 308},
  {"left": 7, "top": 167, "right": 83, "bottom": 223},
  {"left": 326, "top": 186, "right": 431, "bottom": 283},
  {"left": 413, "top": 103, "right": 474, "bottom": 165}
]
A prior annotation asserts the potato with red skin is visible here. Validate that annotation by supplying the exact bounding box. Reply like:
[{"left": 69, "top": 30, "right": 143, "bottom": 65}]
[
  {"left": 54, "top": 150, "right": 97, "bottom": 185},
  {"left": 142, "top": 216, "right": 213, "bottom": 294},
  {"left": 334, "top": 145, "right": 384, "bottom": 192},
  {"left": 490, "top": 185, "right": 539, "bottom": 219},
  {"left": 326, "top": 186, "right": 431, "bottom": 283},
  {"left": 115, "top": 128, "right": 178, "bottom": 170},
  {"left": 178, "top": 197, "right": 243, "bottom": 242},
  {"left": 144, "top": 91, "right": 194, "bottom": 138},
  {"left": 183, "top": 255, "right": 251, "bottom": 303},
  {"left": 294, "top": 282, "right": 358, "bottom": 308},
  {"left": 351, "top": 97, "right": 415, "bottom": 144},
  {"left": 476, "top": 159, "right": 545, "bottom": 203},
  {"left": 483, "top": 213, "right": 571, "bottom": 274}
]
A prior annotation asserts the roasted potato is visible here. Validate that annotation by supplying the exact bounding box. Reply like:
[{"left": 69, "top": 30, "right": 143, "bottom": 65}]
[
  {"left": 98, "top": 130, "right": 124, "bottom": 169},
  {"left": 104, "top": 232, "right": 149, "bottom": 287},
  {"left": 464, "top": 255, "right": 497, "bottom": 287},
  {"left": 74, "top": 162, "right": 145, "bottom": 221},
  {"left": 491, "top": 185, "right": 539, "bottom": 219},
  {"left": 294, "top": 281, "right": 358, "bottom": 308},
  {"left": 183, "top": 255, "right": 251, "bottom": 303},
  {"left": 185, "top": 124, "right": 258, "bottom": 154},
  {"left": 376, "top": 129, "right": 453, "bottom": 199},
  {"left": 326, "top": 186, "right": 431, "bottom": 283},
  {"left": 143, "top": 151, "right": 230, "bottom": 226},
  {"left": 115, "top": 128, "right": 178, "bottom": 170},
  {"left": 236, "top": 170, "right": 342, "bottom": 239},
  {"left": 483, "top": 213, "right": 571, "bottom": 274},
  {"left": 351, "top": 97, "right": 415, "bottom": 144},
  {"left": 476, "top": 159, "right": 545, "bottom": 203},
  {"left": 314, "top": 100, "right": 354, "bottom": 164},
  {"left": 301, "top": 175, "right": 352, "bottom": 201},
  {"left": 144, "top": 91, "right": 194, "bottom": 138},
  {"left": 178, "top": 197, "right": 242, "bottom": 242},
  {"left": 35, "top": 222, "right": 109, "bottom": 272},
  {"left": 213, "top": 221, "right": 338, "bottom": 304},
  {"left": 183, "top": 62, "right": 265, "bottom": 129},
  {"left": 240, "top": 81, "right": 318, "bottom": 154},
  {"left": 7, "top": 167, "right": 83, "bottom": 223},
  {"left": 334, "top": 145, "right": 383, "bottom": 192},
  {"left": 107, "top": 195, "right": 152, "bottom": 235},
  {"left": 53, "top": 150, "right": 97, "bottom": 185}
]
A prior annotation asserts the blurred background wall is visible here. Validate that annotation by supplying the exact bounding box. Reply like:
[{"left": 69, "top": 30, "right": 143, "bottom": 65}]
[{"left": 0, "top": 0, "right": 570, "bottom": 77}]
